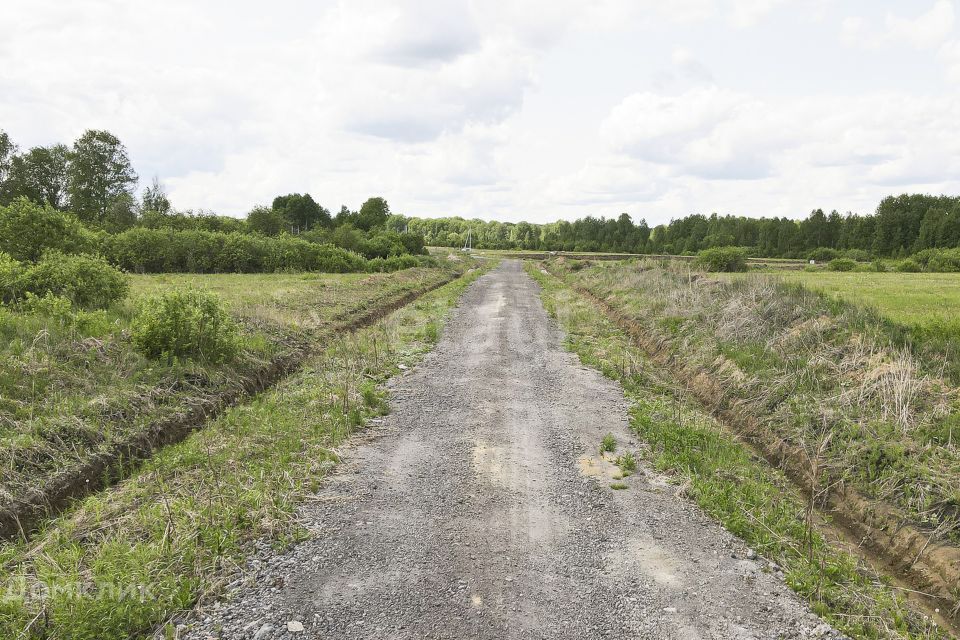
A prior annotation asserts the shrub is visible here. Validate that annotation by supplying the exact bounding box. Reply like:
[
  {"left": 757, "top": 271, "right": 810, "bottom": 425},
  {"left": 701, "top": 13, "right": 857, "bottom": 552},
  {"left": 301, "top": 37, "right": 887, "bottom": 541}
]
[
  {"left": 807, "top": 247, "right": 840, "bottom": 263},
  {"left": 105, "top": 228, "right": 369, "bottom": 274},
  {"left": 844, "top": 249, "right": 872, "bottom": 262},
  {"left": 916, "top": 248, "right": 960, "bottom": 272},
  {"left": 367, "top": 254, "right": 420, "bottom": 273},
  {"left": 0, "top": 252, "right": 23, "bottom": 302},
  {"left": 827, "top": 258, "right": 857, "bottom": 272},
  {"left": 18, "top": 253, "right": 129, "bottom": 309},
  {"left": 895, "top": 259, "right": 921, "bottom": 273},
  {"left": 0, "top": 198, "right": 98, "bottom": 261},
  {"left": 694, "top": 246, "right": 748, "bottom": 273},
  {"left": 131, "top": 289, "right": 241, "bottom": 364}
]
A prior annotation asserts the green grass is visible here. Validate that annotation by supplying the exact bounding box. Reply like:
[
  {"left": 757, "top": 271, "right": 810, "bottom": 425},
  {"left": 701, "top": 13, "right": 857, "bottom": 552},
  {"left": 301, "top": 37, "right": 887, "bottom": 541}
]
[
  {"left": 0, "top": 265, "right": 463, "bottom": 517},
  {"left": 0, "top": 263, "right": 490, "bottom": 639},
  {"left": 527, "top": 262, "right": 946, "bottom": 640},
  {"left": 737, "top": 271, "right": 960, "bottom": 330},
  {"left": 616, "top": 452, "right": 637, "bottom": 476},
  {"left": 600, "top": 433, "right": 617, "bottom": 453}
]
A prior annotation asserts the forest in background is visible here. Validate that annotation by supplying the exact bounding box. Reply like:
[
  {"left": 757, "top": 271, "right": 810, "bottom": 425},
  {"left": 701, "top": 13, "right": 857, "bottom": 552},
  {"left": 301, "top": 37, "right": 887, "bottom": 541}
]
[
  {"left": 4, "top": 127, "right": 960, "bottom": 264},
  {"left": 407, "top": 194, "right": 960, "bottom": 260}
]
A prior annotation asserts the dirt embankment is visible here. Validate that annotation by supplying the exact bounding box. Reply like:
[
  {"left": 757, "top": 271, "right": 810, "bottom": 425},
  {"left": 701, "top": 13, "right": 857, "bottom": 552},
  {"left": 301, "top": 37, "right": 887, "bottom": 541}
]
[
  {"left": 563, "top": 277, "right": 960, "bottom": 628},
  {"left": 0, "top": 272, "right": 462, "bottom": 542}
]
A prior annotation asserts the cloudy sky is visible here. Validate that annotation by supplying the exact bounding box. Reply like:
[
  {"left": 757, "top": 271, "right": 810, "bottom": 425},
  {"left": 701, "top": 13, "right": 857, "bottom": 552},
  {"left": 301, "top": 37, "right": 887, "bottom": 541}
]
[{"left": 3, "top": 0, "right": 959, "bottom": 224}]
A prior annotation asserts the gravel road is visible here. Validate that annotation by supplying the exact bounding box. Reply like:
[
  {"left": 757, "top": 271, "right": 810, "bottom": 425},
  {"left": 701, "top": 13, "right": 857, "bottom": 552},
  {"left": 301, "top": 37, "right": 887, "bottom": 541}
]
[{"left": 184, "top": 260, "right": 838, "bottom": 640}]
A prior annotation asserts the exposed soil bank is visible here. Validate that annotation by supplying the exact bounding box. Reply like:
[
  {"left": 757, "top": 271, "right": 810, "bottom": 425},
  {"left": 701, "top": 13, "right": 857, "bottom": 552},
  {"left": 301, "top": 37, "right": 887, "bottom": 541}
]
[
  {"left": 183, "top": 261, "right": 834, "bottom": 640},
  {"left": 0, "top": 272, "right": 461, "bottom": 541}
]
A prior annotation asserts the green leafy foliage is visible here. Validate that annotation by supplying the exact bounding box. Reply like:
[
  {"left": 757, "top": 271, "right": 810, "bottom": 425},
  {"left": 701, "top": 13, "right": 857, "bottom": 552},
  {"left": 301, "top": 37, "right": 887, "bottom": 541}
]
[
  {"left": 0, "top": 198, "right": 98, "bottom": 261},
  {"left": 131, "top": 288, "right": 241, "bottom": 364},
  {"left": 694, "top": 246, "right": 748, "bottom": 272},
  {"left": 895, "top": 259, "right": 921, "bottom": 273},
  {"left": 827, "top": 258, "right": 856, "bottom": 272},
  {"left": 67, "top": 129, "right": 138, "bottom": 224},
  {"left": 807, "top": 247, "right": 840, "bottom": 262},
  {"left": 11, "top": 252, "right": 128, "bottom": 309},
  {"left": 104, "top": 228, "right": 368, "bottom": 274},
  {"left": 600, "top": 433, "right": 617, "bottom": 453}
]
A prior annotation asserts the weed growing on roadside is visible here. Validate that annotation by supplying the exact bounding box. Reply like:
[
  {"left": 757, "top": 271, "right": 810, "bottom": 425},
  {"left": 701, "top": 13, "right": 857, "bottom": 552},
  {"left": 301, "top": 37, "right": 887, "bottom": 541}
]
[
  {"left": 616, "top": 452, "right": 637, "bottom": 476},
  {"left": 610, "top": 482, "right": 629, "bottom": 490},
  {"left": 600, "top": 433, "right": 617, "bottom": 453}
]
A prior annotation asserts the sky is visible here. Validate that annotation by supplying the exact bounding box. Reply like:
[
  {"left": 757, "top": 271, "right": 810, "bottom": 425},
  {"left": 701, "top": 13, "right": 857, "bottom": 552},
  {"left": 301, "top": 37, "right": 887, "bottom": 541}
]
[{"left": 2, "top": 0, "right": 960, "bottom": 225}]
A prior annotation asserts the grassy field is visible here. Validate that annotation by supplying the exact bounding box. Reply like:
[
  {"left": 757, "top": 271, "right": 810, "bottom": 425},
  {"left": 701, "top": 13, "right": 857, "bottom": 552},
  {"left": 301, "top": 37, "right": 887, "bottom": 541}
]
[
  {"left": 527, "top": 263, "right": 944, "bottom": 639},
  {"left": 733, "top": 271, "right": 960, "bottom": 331},
  {"left": 0, "top": 263, "right": 489, "bottom": 639},
  {"left": 0, "top": 264, "right": 465, "bottom": 532}
]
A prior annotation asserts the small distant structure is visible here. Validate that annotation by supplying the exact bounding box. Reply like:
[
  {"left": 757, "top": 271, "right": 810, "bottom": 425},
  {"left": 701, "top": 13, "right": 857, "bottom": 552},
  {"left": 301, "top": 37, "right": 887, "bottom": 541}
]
[{"left": 461, "top": 227, "right": 472, "bottom": 252}]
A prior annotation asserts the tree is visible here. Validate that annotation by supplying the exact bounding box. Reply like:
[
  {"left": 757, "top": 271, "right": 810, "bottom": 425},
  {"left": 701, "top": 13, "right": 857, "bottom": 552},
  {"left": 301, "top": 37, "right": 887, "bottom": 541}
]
[
  {"left": 0, "top": 130, "right": 16, "bottom": 200},
  {"left": 101, "top": 192, "right": 137, "bottom": 232},
  {"left": 334, "top": 205, "right": 354, "bottom": 227},
  {"left": 3, "top": 144, "right": 70, "bottom": 209},
  {"left": 356, "top": 197, "right": 390, "bottom": 231},
  {"left": 246, "top": 205, "right": 284, "bottom": 236},
  {"left": 272, "top": 193, "right": 331, "bottom": 232},
  {"left": 141, "top": 177, "right": 171, "bottom": 214},
  {"left": 67, "top": 129, "right": 138, "bottom": 224}
]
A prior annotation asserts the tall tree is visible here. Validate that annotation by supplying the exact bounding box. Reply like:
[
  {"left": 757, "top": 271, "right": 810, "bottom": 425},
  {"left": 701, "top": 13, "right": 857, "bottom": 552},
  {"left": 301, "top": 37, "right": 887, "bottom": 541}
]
[
  {"left": 141, "top": 177, "right": 171, "bottom": 214},
  {"left": 3, "top": 144, "right": 70, "bottom": 209},
  {"left": 246, "top": 205, "right": 284, "bottom": 235},
  {"left": 67, "top": 129, "right": 138, "bottom": 224},
  {"left": 356, "top": 197, "right": 390, "bottom": 231},
  {"left": 272, "top": 193, "right": 331, "bottom": 231}
]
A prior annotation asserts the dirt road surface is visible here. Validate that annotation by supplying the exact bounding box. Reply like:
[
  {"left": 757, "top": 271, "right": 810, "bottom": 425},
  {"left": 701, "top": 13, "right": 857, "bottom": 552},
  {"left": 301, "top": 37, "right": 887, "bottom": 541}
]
[{"left": 185, "top": 261, "right": 837, "bottom": 640}]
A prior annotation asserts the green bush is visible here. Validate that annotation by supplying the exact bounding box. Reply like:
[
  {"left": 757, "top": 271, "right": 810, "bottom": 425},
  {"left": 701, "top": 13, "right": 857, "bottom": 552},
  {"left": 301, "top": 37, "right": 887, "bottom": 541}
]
[
  {"left": 131, "top": 289, "right": 241, "bottom": 364},
  {"left": 18, "top": 253, "right": 129, "bottom": 309},
  {"left": 0, "top": 252, "right": 23, "bottom": 302},
  {"left": 895, "top": 259, "right": 921, "bottom": 273},
  {"left": 844, "top": 249, "right": 872, "bottom": 262},
  {"left": 105, "top": 228, "right": 369, "bottom": 274},
  {"left": 0, "top": 198, "right": 98, "bottom": 261},
  {"left": 694, "top": 246, "right": 748, "bottom": 273},
  {"left": 807, "top": 247, "right": 840, "bottom": 263},
  {"left": 827, "top": 258, "right": 857, "bottom": 272}
]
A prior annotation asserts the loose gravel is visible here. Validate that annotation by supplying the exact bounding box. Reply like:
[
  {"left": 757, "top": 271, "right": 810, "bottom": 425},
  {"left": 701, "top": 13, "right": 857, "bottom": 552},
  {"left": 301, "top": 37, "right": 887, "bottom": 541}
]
[{"left": 182, "top": 261, "right": 840, "bottom": 640}]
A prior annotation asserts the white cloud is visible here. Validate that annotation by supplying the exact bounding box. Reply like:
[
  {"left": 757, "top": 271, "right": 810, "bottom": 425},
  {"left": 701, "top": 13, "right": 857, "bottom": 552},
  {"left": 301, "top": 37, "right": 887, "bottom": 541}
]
[
  {"left": 842, "top": 1, "right": 955, "bottom": 50},
  {"left": 2, "top": 0, "right": 960, "bottom": 225},
  {"left": 729, "top": 0, "right": 786, "bottom": 28}
]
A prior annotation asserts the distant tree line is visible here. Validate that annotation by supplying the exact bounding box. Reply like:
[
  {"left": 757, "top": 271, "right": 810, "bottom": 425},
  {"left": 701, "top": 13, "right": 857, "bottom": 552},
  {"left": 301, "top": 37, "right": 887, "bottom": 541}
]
[
  {"left": 6, "top": 127, "right": 960, "bottom": 263},
  {"left": 407, "top": 194, "right": 960, "bottom": 259},
  {"left": 0, "top": 128, "right": 428, "bottom": 274}
]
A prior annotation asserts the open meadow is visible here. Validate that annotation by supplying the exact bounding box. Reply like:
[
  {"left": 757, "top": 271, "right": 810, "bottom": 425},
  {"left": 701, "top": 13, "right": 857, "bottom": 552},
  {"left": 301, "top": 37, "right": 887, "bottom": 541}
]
[{"left": 761, "top": 271, "right": 960, "bottom": 333}]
